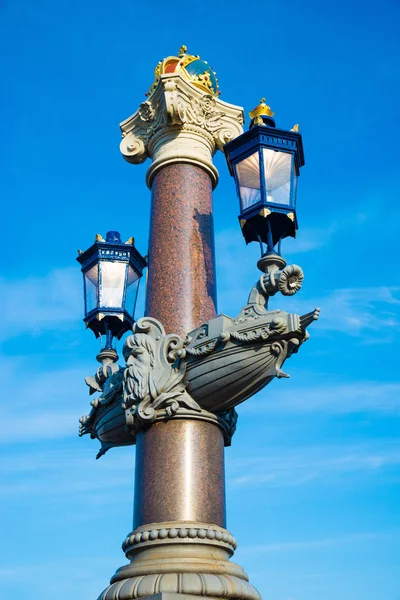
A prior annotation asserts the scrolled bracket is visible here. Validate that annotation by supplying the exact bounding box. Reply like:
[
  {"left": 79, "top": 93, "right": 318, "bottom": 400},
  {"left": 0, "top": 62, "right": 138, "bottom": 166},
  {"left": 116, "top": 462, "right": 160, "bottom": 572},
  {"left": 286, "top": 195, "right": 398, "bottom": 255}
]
[
  {"left": 120, "top": 131, "right": 149, "bottom": 164},
  {"left": 261, "top": 263, "right": 304, "bottom": 298},
  {"left": 278, "top": 264, "right": 304, "bottom": 296}
]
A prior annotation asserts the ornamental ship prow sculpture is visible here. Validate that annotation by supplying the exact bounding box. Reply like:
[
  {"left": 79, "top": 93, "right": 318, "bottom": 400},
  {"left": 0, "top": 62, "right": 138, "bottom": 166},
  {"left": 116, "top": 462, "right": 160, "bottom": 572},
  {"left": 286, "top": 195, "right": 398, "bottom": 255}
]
[{"left": 77, "top": 46, "right": 319, "bottom": 600}]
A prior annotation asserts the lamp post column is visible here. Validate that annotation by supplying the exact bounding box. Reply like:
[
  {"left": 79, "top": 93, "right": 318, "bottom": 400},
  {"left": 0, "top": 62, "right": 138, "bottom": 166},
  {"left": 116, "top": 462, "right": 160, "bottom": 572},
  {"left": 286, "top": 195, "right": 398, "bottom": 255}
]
[
  {"left": 95, "top": 70, "right": 262, "bottom": 600},
  {"left": 79, "top": 52, "right": 319, "bottom": 600},
  {"left": 146, "top": 162, "right": 217, "bottom": 337},
  {"left": 119, "top": 71, "right": 244, "bottom": 529},
  {"left": 136, "top": 159, "right": 223, "bottom": 528}
]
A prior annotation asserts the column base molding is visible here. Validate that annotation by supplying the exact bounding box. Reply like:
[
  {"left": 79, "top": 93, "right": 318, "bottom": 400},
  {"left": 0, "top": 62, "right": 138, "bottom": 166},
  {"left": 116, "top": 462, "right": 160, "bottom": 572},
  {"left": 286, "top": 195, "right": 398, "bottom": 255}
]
[
  {"left": 122, "top": 522, "right": 237, "bottom": 558},
  {"left": 118, "top": 594, "right": 246, "bottom": 600},
  {"left": 97, "top": 522, "right": 260, "bottom": 600}
]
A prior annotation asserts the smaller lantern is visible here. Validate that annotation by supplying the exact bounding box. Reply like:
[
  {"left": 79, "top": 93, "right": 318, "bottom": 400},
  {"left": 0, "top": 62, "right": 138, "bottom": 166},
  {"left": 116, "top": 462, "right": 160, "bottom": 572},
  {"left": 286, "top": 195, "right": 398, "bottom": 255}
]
[
  {"left": 224, "top": 99, "right": 305, "bottom": 252},
  {"left": 77, "top": 231, "right": 147, "bottom": 347}
]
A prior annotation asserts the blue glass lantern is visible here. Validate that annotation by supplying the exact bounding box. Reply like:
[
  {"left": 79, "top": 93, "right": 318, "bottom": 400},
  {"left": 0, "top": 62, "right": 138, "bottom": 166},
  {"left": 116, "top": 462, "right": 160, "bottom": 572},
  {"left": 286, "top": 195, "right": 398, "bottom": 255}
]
[
  {"left": 77, "top": 231, "right": 147, "bottom": 347},
  {"left": 224, "top": 99, "right": 305, "bottom": 252}
]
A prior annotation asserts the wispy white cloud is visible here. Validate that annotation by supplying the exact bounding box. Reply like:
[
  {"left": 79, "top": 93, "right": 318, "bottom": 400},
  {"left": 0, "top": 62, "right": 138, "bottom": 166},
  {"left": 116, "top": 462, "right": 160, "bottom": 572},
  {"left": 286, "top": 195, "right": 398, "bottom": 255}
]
[
  {"left": 0, "top": 263, "right": 147, "bottom": 342},
  {"left": 216, "top": 209, "right": 368, "bottom": 269},
  {"left": 283, "top": 224, "right": 337, "bottom": 254},
  {"left": 215, "top": 228, "right": 400, "bottom": 337},
  {"left": 241, "top": 380, "right": 400, "bottom": 414},
  {"left": 0, "top": 448, "right": 134, "bottom": 475},
  {"left": 0, "top": 447, "right": 134, "bottom": 502},
  {"left": 227, "top": 442, "right": 400, "bottom": 489},
  {"left": 0, "top": 360, "right": 92, "bottom": 442},
  {"left": 0, "top": 568, "right": 22, "bottom": 578},
  {"left": 284, "top": 286, "right": 400, "bottom": 337},
  {"left": 0, "top": 267, "right": 81, "bottom": 340},
  {"left": 240, "top": 531, "right": 395, "bottom": 554},
  {"left": 0, "top": 408, "right": 79, "bottom": 442},
  {"left": 0, "top": 556, "right": 122, "bottom": 597}
]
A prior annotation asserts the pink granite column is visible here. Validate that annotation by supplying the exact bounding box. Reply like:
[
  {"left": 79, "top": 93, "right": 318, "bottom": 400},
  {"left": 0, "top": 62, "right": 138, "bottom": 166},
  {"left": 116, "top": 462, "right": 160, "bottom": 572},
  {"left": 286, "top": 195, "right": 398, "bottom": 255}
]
[
  {"left": 134, "top": 162, "right": 226, "bottom": 529},
  {"left": 145, "top": 163, "right": 217, "bottom": 337}
]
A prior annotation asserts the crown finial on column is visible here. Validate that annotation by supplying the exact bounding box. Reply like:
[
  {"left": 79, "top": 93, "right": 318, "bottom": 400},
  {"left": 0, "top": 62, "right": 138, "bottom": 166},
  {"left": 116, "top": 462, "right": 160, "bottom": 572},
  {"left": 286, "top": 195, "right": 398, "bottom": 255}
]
[{"left": 119, "top": 47, "right": 244, "bottom": 189}]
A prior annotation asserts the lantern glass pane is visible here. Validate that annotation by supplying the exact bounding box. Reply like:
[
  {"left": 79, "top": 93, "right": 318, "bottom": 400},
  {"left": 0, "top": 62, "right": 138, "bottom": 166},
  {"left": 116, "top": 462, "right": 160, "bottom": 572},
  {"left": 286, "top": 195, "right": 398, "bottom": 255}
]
[
  {"left": 84, "top": 264, "right": 98, "bottom": 313},
  {"left": 124, "top": 265, "right": 140, "bottom": 315},
  {"left": 262, "top": 148, "right": 293, "bottom": 206},
  {"left": 99, "top": 260, "right": 127, "bottom": 308},
  {"left": 236, "top": 151, "right": 261, "bottom": 210}
]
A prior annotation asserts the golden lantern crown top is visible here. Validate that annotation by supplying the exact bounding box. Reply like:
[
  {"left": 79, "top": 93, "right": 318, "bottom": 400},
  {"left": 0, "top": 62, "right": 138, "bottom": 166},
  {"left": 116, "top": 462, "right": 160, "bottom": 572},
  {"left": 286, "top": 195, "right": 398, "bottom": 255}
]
[
  {"left": 249, "top": 98, "right": 275, "bottom": 120},
  {"left": 146, "top": 45, "right": 220, "bottom": 97}
]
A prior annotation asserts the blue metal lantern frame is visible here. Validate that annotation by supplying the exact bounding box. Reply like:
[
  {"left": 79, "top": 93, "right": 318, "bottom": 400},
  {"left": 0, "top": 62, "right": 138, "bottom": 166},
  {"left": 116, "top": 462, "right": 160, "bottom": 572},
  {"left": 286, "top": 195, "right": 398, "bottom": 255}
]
[
  {"left": 224, "top": 124, "right": 305, "bottom": 248},
  {"left": 77, "top": 232, "right": 147, "bottom": 343}
]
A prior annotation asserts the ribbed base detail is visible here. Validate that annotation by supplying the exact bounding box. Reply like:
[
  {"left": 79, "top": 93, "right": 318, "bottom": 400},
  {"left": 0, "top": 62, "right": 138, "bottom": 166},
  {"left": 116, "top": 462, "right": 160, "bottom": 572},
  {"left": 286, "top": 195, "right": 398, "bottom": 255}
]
[
  {"left": 97, "top": 522, "right": 260, "bottom": 600},
  {"left": 99, "top": 572, "right": 260, "bottom": 600}
]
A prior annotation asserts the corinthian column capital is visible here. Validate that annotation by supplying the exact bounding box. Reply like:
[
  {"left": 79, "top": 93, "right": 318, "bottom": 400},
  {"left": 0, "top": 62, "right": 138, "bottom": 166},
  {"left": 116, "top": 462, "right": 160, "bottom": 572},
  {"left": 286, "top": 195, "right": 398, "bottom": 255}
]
[{"left": 120, "top": 73, "right": 244, "bottom": 188}]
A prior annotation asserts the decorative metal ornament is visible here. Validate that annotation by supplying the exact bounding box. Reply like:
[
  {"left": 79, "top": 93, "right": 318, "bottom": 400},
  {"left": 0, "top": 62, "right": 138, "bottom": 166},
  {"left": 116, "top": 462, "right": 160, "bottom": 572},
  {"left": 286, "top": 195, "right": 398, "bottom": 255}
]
[
  {"left": 146, "top": 45, "right": 220, "bottom": 98},
  {"left": 76, "top": 231, "right": 147, "bottom": 345},
  {"left": 249, "top": 97, "right": 275, "bottom": 123},
  {"left": 224, "top": 99, "right": 305, "bottom": 251},
  {"left": 79, "top": 253, "right": 319, "bottom": 458},
  {"left": 76, "top": 49, "right": 318, "bottom": 600}
]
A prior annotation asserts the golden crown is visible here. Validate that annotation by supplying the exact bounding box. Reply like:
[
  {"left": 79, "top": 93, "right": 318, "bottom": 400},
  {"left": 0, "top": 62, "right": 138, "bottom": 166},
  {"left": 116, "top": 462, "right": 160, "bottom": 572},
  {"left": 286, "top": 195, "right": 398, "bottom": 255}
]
[
  {"left": 249, "top": 98, "right": 275, "bottom": 120},
  {"left": 146, "top": 46, "right": 220, "bottom": 98}
]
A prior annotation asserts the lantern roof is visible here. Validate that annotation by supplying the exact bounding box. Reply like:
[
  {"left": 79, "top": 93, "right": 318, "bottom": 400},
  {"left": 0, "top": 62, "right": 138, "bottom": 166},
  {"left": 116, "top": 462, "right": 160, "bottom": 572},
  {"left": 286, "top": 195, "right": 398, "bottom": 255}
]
[
  {"left": 77, "top": 231, "right": 147, "bottom": 272},
  {"left": 224, "top": 123, "right": 305, "bottom": 175},
  {"left": 146, "top": 45, "right": 220, "bottom": 98}
]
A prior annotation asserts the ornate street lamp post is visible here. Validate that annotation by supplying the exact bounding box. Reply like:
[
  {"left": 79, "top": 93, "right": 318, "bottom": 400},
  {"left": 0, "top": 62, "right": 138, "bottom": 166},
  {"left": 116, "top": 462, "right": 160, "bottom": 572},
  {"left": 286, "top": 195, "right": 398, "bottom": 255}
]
[
  {"left": 224, "top": 98, "right": 304, "bottom": 253},
  {"left": 78, "top": 47, "right": 319, "bottom": 600}
]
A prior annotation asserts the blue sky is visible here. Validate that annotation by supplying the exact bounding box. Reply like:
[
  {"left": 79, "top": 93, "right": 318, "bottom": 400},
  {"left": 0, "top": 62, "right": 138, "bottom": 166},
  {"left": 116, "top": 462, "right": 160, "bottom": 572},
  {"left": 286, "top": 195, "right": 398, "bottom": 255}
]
[{"left": 1, "top": 1, "right": 400, "bottom": 599}]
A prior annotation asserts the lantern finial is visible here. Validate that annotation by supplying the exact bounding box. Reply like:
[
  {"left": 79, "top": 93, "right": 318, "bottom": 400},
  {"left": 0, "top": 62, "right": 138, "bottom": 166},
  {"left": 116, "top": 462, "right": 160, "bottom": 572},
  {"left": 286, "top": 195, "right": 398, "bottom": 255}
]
[
  {"left": 105, "top": 231, "right": 122, "bottom": 243},
  {"left": 249, "top": 98, "right": 275, "bottom": 120},
  {"left": 249, "top": 98, "right": 275, "bottom": 128}
]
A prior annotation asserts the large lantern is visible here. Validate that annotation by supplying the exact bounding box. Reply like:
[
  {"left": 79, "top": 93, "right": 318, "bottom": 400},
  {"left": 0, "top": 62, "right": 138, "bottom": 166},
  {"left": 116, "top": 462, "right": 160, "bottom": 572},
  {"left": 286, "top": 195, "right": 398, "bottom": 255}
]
[
  {"left": 224, "top": 99, "right": 305, "bottom": 251},
  {"left": 77, "top": 231, "right": 147, "bottom": 348}
]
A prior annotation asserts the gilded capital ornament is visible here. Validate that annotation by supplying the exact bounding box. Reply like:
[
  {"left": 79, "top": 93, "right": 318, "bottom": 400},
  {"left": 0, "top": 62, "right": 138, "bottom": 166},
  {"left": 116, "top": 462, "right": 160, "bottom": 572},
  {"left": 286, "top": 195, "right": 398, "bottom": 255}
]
[{"left": 120, "top": 73, "right": 244, "bottom": 188}]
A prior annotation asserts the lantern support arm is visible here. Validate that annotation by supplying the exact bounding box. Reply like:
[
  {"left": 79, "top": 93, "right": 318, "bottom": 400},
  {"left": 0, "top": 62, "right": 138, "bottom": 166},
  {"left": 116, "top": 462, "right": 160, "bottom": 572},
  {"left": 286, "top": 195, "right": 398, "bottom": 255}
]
[
  {"left": 246, "top": 253, "right": 305, "bottom": 312},
  {"left": 103, "top": 320, "right": 114, "bottom": 350}
]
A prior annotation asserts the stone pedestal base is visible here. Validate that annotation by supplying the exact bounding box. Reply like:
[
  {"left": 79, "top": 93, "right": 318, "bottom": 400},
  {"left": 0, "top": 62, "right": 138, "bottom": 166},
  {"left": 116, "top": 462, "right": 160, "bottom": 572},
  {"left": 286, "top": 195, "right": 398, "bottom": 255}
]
[
  {"left": 126, "top": 594, "right": 236, "bottom": 600},
  {"left": 97, "top": 522, "right": 260, "bottom": 600}
]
